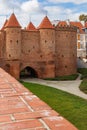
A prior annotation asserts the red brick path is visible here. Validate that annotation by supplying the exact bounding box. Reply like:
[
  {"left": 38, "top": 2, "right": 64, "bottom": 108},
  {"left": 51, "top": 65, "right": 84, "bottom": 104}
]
[{"left": 0, "top": 68, "right": 78, "bottom": 130}]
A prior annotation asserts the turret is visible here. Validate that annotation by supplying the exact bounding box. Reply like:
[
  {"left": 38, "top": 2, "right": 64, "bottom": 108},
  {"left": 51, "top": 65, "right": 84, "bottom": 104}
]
[
  {"left": 4, "top": 13, "right": 21, "bottom": 79},
  {"left": 38, "top": 16, "right": 55, "bottom": 54},
  {"left": 38, "top": 16, "right": 55, "bottom": 78},
  {"left": 5, "top": 13, "right": 21, "bottom": 60},
  {"left": 26, "top": 22, "right": 37, "bottom": 31}
]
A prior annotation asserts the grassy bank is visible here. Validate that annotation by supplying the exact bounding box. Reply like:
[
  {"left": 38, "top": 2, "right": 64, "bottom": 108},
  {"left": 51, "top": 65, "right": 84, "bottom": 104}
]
[
  {"left": 22, "top": 81, "right": 87, "bottom": 130},
  {"left": 77, "top": 68, "right": 87, "bottom": 79},
  {"left": 77, "top": 68, "right": 87, "bottom": 93},
  {"left": 79, "top": 79, "right": 87, "bottom": 94},
  {"left": 44, "top": 74, "right": 78, "bottom": 81}
]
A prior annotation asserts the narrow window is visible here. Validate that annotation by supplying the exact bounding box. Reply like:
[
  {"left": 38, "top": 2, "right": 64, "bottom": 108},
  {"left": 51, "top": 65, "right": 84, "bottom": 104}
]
[
  {"left": 45, "top": 40, "right": 47, "bottom": 43},
  {"left": 9, "top": 54, "right": 11, "bottom": 57},
  {"left": 62, "top": 55, "right": 64, "bottom": 57},
  {"left": 17, "top": 40, "right": 18, "bottom": 44},
  {"left": 65, "top": 65, "right": 67, "bottom": 68},
  {"left": 40, "top": 55, "right": 42, "bottom": 58},
  {"left": 10, "top": 40, "right": 12, "bottom": 43}
]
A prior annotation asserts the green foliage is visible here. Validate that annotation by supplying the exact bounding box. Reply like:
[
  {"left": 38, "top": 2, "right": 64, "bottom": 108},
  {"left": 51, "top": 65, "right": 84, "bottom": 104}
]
[
  {"left": 79, "top": 79, "right": 87, "bottom": 94},
  {"left": 77, "top": 68, "right": 87, "bottom": 79},
  {"left": 77, "top": 68, "right": 87, "bottom": 75},
  {"left": 44, "top": 74, "right": 78, "bottom": 81},
  {"left": 79, "top": 14, "right": 87, "bottom": 22},
  {"left": 22, "top": 82, "right": 87, "bottom": 130}
]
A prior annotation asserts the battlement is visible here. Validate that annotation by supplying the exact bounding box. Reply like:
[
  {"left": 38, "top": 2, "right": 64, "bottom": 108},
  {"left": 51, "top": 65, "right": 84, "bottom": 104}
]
[{"left": 56, "top": 25, "right": 77, "bottom": 32}]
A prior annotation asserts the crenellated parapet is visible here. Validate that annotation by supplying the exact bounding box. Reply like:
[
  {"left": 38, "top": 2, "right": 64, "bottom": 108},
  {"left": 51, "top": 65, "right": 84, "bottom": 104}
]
[{"left": 55, "top": 24, "right": 77, "bottom": 32}]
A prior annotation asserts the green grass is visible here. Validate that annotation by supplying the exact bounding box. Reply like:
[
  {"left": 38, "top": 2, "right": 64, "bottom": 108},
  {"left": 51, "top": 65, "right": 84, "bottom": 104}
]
[
  {"left": 77, "top": 68, "right": 87, "bottom": 79},
  {"left": 44, "top": 74, "right": 78, "bottom": 81},
  {"left": 79, "top": 79, "right": 87, "bottom": 94},
  {"left": 77, "top": 68, "right": 87, "bottom": 94},
  {"left": 22, "top": 81, "right": 87, "bottom": 130}
]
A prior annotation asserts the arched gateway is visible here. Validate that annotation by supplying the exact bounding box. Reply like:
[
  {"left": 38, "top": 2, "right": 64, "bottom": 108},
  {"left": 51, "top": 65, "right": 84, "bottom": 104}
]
[{"left": 20, "top": 66, "right": 38, "bottom": 78}]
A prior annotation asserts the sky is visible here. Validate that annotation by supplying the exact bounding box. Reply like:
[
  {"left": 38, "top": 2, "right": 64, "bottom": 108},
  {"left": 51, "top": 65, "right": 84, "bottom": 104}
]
[{"left": 0, "top": 0, "right": 87, "bottom": 28}]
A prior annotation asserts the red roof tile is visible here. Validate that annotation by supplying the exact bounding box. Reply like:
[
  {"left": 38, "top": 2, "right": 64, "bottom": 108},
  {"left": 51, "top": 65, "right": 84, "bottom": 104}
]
[
  {"left": 70, "top": 21, "right": 83, "bottom": 28},
  {"left": 26, "top": 22, "right": 37, "bottom": 31},
  {"left": 70, "top": 21, "right": 84, "bottom": 33},
  {"left": 5, "top": 13, "right": 21, "bottom": 28},
  {"left": 58, "top": 21, "right": 67, "bottom": 26},
  {"left": 38, "top": 16, "right": 54, "bottom": 29},
  {"left": 84, "top": 22, "right": 87, "bottom": 28},
  {"left": 1, "top": 19, "right": 8, "bottom": 30}
]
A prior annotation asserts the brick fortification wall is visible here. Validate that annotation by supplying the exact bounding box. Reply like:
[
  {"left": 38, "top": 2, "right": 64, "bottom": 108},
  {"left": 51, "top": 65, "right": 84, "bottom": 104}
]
[
  {"left": 0, "top": 13, "right": 77, "bottom": 79},
  {"left": 55, "top": 26, "right": 77, "bottom": 76}
]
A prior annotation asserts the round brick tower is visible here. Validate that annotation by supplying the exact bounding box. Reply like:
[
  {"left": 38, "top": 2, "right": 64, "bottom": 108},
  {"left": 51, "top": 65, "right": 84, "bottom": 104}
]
[
  {"left": 38, "top": 16, "right": 55, "bottom": 78},
  {"left": 55, "top": 24, "right": 77, "bottom": 76},
  {"left": 4, "top": 13, "right": 21, "bottom": 79}
]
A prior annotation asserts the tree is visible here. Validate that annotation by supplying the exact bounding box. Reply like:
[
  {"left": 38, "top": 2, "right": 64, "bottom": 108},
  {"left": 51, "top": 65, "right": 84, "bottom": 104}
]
[{"left": 79, "top": 14, "right": 87, "bottom": 22}]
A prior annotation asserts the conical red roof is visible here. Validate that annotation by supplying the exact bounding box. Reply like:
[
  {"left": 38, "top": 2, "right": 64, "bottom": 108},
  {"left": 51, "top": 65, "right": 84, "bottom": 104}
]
[
  {"left": 38, "top": 16, "right": 54, "bottom": 29},
  {"left": 5, "top": 13, "right": 21, "bottom": 28},
  {"left": 1, "top": 19, "right": 8, "bottom": 30},
  {"left": 26, "top": 22, "right": 37, "bottom": 31}
]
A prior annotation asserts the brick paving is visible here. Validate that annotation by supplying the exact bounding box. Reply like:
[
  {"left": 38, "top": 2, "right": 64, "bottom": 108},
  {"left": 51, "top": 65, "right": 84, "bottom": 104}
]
[{"left": 0, "top": 68, "right": 78, "bottom": 130}]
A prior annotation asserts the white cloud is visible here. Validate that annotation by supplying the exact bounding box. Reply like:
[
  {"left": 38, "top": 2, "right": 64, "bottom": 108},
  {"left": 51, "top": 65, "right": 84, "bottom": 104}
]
[
  {"left": 48, "top": 0, "right": 87, "bottom": 4},
  {"left": 21, "top": 0, "right": 46, "bottom": 14},
  {"left": 44, "top": 5, "right": 85, "bottom": 22},
  {"left": 0, "top": 0, "right": 86, "bottom": 29},
  {"left": 0, "top": 0, "right": 47, "bottom": 28}
]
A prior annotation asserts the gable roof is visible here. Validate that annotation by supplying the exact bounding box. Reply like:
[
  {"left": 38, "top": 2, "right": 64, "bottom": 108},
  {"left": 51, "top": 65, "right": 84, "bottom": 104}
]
[
  {"left": 26, "top": 22, "right": 37, "bottom": 31},
  {"left": 38, "top": 16, "right": 54, "bottom": 29},
  {"left": 5, "top": 13, "right": 21, "bottom": 28},
  {"left": 70, "top": 21, "right": 83, "bottom": 28},
  {"left": 1, "top": 19, "right": 8, "bottom": 30},
  {"left": 70, "top": 21, "right": 84, "bottom": 34}
]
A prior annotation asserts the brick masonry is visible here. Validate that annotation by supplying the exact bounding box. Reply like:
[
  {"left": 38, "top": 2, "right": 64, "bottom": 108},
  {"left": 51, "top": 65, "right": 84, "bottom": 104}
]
[
  {"left": 0, "top": 13, "right": 77, "bottom": 79},
  {"left": 0, "top": 68, "right": 78, "bottom": 130}
]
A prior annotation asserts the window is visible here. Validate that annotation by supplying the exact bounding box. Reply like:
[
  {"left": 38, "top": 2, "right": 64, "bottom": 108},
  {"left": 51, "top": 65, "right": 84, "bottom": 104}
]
[
  {"left": 78, "top": 42, "right": 80, "bottom": 49},
  {"left": 40, "top": 55, "right": 42, "bottom": 58},
  {"left": 9, "top": 54, "right": 11, "bottom": 57},
  {"left": 10, "top": 40, "right": 12, "bottom": 43},
  {"left": 45, "top": 40, "right": 47, "bottom": 43},
  {"left": 17, "top": 40, "right": 18, "bottom": 44},
  {"left": 78, "top": 34, "right": 80, "bottom": 40},
  {"left": 62, "top": 55, "right": 64, "bottom": 57},
  {"left": 65, "top": 65, "right": 67, "bottom": 68}
]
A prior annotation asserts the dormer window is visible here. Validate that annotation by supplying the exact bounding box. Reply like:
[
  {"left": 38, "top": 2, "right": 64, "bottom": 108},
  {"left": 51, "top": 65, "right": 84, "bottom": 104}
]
[{"left": 77, "top": 29, "right": 80, "bottom": 33}]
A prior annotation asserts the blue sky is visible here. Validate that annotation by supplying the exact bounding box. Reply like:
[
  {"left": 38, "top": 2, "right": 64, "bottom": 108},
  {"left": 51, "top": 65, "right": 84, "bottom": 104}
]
[{"left": 0, "top": 0, "right": 87, "bottom": 28}]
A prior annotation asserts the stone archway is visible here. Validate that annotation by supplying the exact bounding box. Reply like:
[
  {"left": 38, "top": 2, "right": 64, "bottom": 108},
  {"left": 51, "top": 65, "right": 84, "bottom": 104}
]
[{"left": 20, "top": 66, "right": 38, "bottom": 78}]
